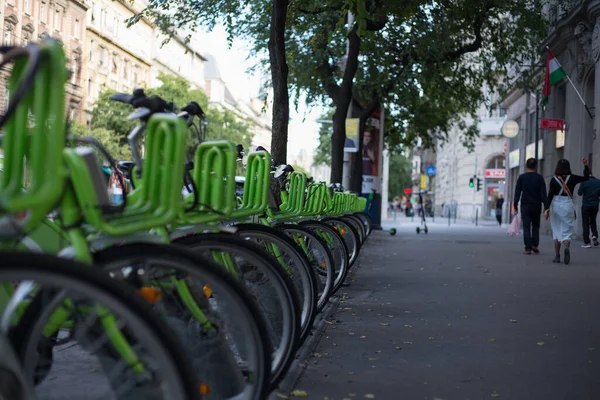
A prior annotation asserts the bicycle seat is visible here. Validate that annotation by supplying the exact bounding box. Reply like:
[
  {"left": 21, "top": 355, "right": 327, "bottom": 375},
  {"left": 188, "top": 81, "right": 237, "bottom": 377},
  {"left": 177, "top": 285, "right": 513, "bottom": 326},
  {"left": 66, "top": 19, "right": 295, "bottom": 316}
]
[{"left": 181, "top": 101, "right": 205, "bottom": 119}]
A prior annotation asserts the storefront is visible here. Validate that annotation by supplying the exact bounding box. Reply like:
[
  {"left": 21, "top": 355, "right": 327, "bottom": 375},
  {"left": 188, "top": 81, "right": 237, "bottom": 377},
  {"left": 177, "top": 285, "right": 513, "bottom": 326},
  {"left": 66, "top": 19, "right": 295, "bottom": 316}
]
[{"left": 484, "top": 155, "right": 506, "bottom": 219}]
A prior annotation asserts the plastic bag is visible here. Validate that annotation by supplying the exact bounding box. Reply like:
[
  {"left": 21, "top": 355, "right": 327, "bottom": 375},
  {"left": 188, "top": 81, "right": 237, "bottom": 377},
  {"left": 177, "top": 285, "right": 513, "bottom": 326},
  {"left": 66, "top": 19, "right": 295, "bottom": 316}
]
[{"left": 507, "top": 214, "right": 520, "bottom": 236}]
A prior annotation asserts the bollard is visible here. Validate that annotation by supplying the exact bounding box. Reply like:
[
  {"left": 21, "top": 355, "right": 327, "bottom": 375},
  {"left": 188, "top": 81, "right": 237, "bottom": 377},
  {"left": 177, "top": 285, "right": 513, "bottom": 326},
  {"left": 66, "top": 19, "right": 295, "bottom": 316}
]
[
  {"left": 448, "top": 210, "right": 450, "bottom": 226},
  {"left": 475, "top": 208, "right": 479, "bottom": 227}
]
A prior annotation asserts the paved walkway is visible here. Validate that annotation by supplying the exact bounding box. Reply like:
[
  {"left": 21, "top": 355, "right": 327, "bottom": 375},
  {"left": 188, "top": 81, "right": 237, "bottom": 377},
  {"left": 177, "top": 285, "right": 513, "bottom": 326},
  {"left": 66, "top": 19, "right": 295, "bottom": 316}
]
[{"left": 291, "top": 223, "right": 600, "bottom": 400}]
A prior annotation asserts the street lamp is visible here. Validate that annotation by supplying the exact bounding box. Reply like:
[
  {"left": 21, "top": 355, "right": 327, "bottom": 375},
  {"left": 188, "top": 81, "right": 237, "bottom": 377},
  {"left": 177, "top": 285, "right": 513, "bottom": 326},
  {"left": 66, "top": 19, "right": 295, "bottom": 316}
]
[{"left": 501, "top": 120, "right": 519, "bottom": 138}]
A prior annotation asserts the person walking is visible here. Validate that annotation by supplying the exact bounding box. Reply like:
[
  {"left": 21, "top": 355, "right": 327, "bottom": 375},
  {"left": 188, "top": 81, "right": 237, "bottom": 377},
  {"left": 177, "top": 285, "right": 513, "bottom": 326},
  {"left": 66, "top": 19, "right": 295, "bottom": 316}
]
[
  {"left": 577, "top": 175, "right": 600, "bottom": 248},
  {"left": 495, "top": 194, "right": 504, "bottom": 226},
  {"left": 512, "top": 158, "right": 547, "bottom": 255},
  {"left": 544, "top": 157, "right": 589, "bottom": 264}
]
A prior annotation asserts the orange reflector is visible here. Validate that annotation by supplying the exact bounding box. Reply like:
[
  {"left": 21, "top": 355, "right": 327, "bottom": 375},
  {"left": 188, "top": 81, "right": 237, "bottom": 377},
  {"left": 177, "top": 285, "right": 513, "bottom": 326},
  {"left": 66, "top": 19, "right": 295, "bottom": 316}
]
[
  {"left": 203, "top": 285, "right": 213, "bottom": 298},
  {"left": 199, "top": 383, "right": 211, "bottom": 395},
  {"left": 340, "top": 229, "right": 347, "bottom": 235},
  {"left": 138, "top": 287, "right": 162, "bottom": 304},
  {"left": 320, "top": 262, "right": 327, "bottom": 268}
]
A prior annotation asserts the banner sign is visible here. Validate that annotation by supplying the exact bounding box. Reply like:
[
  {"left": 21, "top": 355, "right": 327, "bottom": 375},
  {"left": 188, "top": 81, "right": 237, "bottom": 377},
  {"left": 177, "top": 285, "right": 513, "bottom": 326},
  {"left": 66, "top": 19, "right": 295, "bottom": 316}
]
[
  {"left": 540, "top": 118, "right": 564, "bottom": 130},
  {"left": 344, "top": 118, "right": 359, "bottom": 152},
  {"left": 485, "top": 169, "right": 506, "bottom": 178},
  {"left": 361, "top": 109, "right": 384, "bottom": 194}
]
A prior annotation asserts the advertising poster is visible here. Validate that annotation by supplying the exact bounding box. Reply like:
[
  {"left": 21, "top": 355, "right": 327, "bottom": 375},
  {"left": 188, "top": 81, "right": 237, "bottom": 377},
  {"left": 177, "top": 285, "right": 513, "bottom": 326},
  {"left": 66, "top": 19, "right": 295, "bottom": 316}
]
[
  {"left": 344, "top": 118, "right": 359, "bottom": 152},
  {"left": 361, "top": 109, "right": 383, "bottom": 194}
]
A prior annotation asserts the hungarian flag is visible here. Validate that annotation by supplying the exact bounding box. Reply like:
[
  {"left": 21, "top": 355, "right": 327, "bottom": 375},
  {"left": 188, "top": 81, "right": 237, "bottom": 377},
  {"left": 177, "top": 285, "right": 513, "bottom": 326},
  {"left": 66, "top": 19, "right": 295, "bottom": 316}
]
[{"left": 542, "top": 49, "right": 566, "bottom": 105}]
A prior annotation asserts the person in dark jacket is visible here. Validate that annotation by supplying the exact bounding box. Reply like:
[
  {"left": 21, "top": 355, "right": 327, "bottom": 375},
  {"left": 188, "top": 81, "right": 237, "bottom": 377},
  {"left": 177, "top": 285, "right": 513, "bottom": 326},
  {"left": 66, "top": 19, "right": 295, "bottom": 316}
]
[
  {"left": 495, "top": 194, "right": 504, "bottom": 226},
  {"left": 577, "top": 175, "right": 600, "bottom": 248},
  {"left": 512, "top": 158, "right": 547, "bottom": 254}
]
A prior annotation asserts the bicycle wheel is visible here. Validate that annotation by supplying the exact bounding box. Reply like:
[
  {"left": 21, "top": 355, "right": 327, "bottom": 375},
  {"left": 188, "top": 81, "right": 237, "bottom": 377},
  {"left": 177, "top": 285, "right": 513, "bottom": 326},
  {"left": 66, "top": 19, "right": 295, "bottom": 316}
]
[
  {"left": 356, "top": 212, "right": 373, "bottom": 237},
  {"left": 232, "top": 223, "right": 318, "bottom": 344},
  {"left": 323, "top": 217, "right": 361, "bottom": 267},
  {"left": 0, "top": 334, "right": 33, "bottom": 400},
  {"left": 4, "top": 251, "right": 200, "bottom": 400},
  {"left": 174, "top": 233, "right": 301, "bottom": 390},
  {"left": 92, "top": 243, "right": 272, "bottom": 400},
  {"left": 342, "top": 215, "right": 366, "bottom": 246},
  {"left": 299, "top": 221, "right": 349, "bottom": 294},
  {"left": 275, "top": 224, "right": 334, "bottom": 312}
]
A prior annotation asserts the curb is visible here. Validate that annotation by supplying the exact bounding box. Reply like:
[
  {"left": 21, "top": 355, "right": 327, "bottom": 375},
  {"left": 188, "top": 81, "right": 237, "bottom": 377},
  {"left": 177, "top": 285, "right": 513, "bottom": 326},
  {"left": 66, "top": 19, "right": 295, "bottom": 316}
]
[{"left": 269, "top": 239, "right": 368, "bottom": 399}]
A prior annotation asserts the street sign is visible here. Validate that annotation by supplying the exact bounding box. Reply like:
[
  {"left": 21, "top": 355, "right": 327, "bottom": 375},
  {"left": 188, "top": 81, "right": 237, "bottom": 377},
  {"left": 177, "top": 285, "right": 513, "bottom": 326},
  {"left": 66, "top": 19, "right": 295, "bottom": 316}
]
[
  {"left": 540, "top": 118, "right": 564, "bottom": 130},
  {"left": 484, "top": 169, "right": 506, "bottom": 178},
  {"left": 425, "top": 165, "right": 436, "bottom": 176},
  {"left": 403, "top": 188, "right": 412, "bottom": 195}
]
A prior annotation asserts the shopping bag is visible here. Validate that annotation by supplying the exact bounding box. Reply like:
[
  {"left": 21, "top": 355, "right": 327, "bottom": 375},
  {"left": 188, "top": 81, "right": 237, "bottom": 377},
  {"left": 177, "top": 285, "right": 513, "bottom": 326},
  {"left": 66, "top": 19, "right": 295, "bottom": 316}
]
[{"left": 507, "top": 214, "right": 520, "bottom": 236}]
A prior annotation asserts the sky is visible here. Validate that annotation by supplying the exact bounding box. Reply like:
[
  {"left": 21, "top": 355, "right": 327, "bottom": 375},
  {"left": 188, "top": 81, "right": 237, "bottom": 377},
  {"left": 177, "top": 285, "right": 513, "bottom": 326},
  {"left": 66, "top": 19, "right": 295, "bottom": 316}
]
[{"left": 192, "top": 26, "right": 326, "bottom": 166}]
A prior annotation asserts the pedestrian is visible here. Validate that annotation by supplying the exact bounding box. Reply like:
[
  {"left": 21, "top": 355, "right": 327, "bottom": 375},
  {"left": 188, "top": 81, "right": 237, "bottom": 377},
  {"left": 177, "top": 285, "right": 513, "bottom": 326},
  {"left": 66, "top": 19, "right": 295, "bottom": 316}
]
[
  {"left": 512, "top": 158, "right": 547, "bottom": 255},
  {"left": 544, "top": 157, "right": 589, "bottom": 264},
  {"left": 577, "top": 174, "right": 600, "bottom": 248},
  {"left": 495, "top": 194, "right": 504, "bottom": 226}
]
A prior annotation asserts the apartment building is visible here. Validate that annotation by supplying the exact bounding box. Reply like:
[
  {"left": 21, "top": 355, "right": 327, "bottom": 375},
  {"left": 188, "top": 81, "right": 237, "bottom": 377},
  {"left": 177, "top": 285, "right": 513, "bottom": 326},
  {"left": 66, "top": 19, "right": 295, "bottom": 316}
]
[
  {"left": 83, "top": 0, "right": 152, "bottom": 121},
  {"left": 1, "top": 0, "right": 87, "bottom": 120}
]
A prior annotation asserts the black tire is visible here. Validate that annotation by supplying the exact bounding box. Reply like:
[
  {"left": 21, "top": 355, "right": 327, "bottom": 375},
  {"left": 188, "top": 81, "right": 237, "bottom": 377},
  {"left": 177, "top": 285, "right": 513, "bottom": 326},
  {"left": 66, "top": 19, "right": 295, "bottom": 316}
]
[
  {"left": 342, "top": 215, "right": 366, "bottom": 246},
  {"left": 92, "top": 243, "right": 273, "bottom": 399},
  {"left": 275, "top": 224, "right": 335, "bottom": 312},
  {"left": 299, "top": 221, "right": 350, "bottom": 294},
  {"left": 356, "top": 212, "right": 373, "bottom": 236},
  {"left": 4, "top": 251, "right": 201, "bottom": 400},
  {"left": 323, "top": 217, "right": 361, "bottom": 268},
  {"left": 173, "top": 233, "right": 301, "bottom": 390},
  {"left": 233, "top": 223, "right": 319, "bottom": 345}
]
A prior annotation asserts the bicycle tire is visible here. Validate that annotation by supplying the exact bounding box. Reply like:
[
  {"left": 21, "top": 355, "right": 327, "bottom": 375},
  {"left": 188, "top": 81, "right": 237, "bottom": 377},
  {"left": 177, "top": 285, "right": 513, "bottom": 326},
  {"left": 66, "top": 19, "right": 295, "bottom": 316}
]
[
  {"left": 274, "top": 224, "right": 334, "bottom": 312},
  {"left": 341, "top": 215, "right": 366, "bottom": 246},
  {"left": 173, "top": 233, "right": 301, "bottom": 390},
  {"left": 91, "top": 243, "right": 273, "bottom": 399},
  {"left": 323, "top": 217, "right": 361, "bottom": 267},
  {"left": 4, "top": 251, "right": 200, "bottom": 400},
  {"left": 232, "top": 224, "right": 319, "bottom": 345},
  {"left": 356, "top": 212, "right": 373, "bottom": 237},
  {"left": 299, "top": 221, "right": 349, "bottom": 294}
]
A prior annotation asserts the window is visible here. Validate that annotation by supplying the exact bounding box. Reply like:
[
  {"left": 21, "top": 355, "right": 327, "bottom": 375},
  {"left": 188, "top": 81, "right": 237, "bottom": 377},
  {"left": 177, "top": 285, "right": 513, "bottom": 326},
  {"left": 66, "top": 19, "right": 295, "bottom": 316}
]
[
  {"left": 71, "top": 58, "right": 79, "bottom": 85},
  {"left": 111, "top": 57, "right": 117, "bottom": 74},
  {"left": 7, "top": 0, "right": 14, "bottom": 6},
  {"left": 527, "top": 111, "right": 535, "bottom": 144},
  {"left": 24, "top": 0, "right": 31, "bottom": 14},
  {"left": 88, "top": 39, "right": 94, "bottom": 61},
  {"left": 74, "top": 19, "right": 80, "bottom": 39},
  {"left": 87, "top": 78, "right": 92, "bottom": 95},
  {"left": 4, "top": 28, "right": 12, "bottom": 46},
  {"left": 90, "top": 2, "right": 96, "bottom": 24},
  {"left": 22, "top": 32, "right": 30, "bottom": 46},
  {"left": 69, "top": 107, "right": 76, "bottom": 122},
  {"left": 54, "top": 9, "right": 61, "bottom": 30},
  {"left": 123, "top": 61, "right": 128, "bottom": 79},
  {"left": 98, "top": 46, "right": 105, "bottom": 66},
  {"left": 40, "top": 3, "right": 46, "bottom": 23}
]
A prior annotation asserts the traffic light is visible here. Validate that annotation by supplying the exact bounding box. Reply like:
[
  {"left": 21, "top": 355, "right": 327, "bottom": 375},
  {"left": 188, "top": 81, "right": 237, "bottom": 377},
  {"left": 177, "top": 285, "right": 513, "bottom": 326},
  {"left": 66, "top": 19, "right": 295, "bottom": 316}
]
[
  {"left": 469, "top": 177, "right": 474, "bottom": 188},
  {"left": 476, "top": 178, "right": 482, "bottom": 192}
]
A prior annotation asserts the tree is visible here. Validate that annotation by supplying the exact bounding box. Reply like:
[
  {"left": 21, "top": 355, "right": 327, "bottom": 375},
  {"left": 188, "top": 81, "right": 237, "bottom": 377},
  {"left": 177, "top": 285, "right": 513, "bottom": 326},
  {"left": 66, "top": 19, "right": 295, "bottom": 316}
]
[
  {"left": 70, "top": 122, "right": 131, "bottom": 161},
  {"left": 387, "top": 153, "right": 412, "bottom": 201},
  {"left": 312, "top": 110, "right": 334, "bottom": 167}
]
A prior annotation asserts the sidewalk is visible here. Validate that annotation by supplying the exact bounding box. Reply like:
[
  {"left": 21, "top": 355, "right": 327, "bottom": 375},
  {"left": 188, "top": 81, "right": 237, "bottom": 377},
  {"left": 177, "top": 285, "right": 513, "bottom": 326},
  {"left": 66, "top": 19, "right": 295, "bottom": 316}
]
[{"left": 288, "top": 225, "right": 600, "bottom": 399}]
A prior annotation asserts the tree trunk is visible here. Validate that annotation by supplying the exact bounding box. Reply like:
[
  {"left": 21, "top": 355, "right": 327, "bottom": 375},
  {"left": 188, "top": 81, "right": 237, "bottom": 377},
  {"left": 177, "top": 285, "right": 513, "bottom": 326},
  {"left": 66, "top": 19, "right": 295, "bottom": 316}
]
[
  {"left": 330, "top": 107, "right": 347, "bottom": 183},
  {"left": 268, "top": 0, "right": 290, "bottom": 165}
]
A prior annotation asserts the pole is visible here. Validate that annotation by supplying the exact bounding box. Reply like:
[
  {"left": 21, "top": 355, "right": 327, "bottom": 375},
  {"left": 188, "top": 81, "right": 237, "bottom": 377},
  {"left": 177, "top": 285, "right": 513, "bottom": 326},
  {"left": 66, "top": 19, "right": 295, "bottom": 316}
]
[
  {"left": 475, "top": 208, "right": 479, "bottom": 227},
  {"left": 472, "top": 154, "right": 477, "bottom": 222},
  {"left": 341, "top": 11, "right": 354, "bottom": 190},
  {"left": 534, "top": 91, "right": 539, "bottom": 164}
]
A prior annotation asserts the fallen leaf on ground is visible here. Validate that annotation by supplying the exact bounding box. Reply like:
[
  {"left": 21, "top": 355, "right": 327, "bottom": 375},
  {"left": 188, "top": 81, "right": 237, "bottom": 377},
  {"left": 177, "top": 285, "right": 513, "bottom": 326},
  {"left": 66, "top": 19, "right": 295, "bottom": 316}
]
[
  {"left": 395, "top": 346, "right": 402, "bottom": 350},
  {"left": 491, "top": 393, "right": 501, "bottom": 398},
  {"left": 428, "top": 337, "right": 435, "bottom": 340},
  {"left": 380, "top": 323, "right": 389, "bottom": 326},
  {"left": 448, "top": 324, "right": 452, "bottom": 327},
  {"left": 404, "top": 324, "right": 412, "bottom": 328},
  {"left": 360, "top": 336, "right": 367, "bottom": 339},
  {"left": 387, "top": 314, "right": 395, "bottom": 318},
  {"left": 375, "top": 350, "right": 382, "bottom": 353},
  {"left": 275, "top": 393, "right": 289, "bottom": 399},
  {"left": 461, "top": 316, "right": 468, "bottom": 319},
  {"left": 312, "top": 353, "right": 323, "bottom": 358},
  {"left": 324, "top": 320, "right": 336, "bottom": 325},
  {"left": 510, "top": 319, "right": 518, "bottom": 323},
  {"left": 489, "top": 338, "right": 496, "bottom": 342},
  {"left": 368, "top": 357, "right": 378, "bottom": 361},
  {"left": 404, "top": 341, "right": 413, "bottom": 344},
  {"left": 349, "top": 394, "right": 356, "bottom": 397},
  {"left": 365, "top": 395, "right": 375, "bottom": 399},
  {"left": 589, "top": 348, "right": 595, "bottom": 351},
  {"left": 291, "top": 389, "right": 308, "bottom": 397},
  {"left": 536, "top": 342, "right": 545, "bottom": 346}
]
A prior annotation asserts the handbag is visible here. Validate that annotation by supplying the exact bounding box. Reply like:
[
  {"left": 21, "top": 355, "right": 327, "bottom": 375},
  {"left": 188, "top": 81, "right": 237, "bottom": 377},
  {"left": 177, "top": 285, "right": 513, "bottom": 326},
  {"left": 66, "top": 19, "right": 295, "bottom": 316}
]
[
  {"left": 507, "top": 213, "right": 520, "bottom": 236},
  {"left": 556, "top": 176, "right": 577, "bottom": 221}
]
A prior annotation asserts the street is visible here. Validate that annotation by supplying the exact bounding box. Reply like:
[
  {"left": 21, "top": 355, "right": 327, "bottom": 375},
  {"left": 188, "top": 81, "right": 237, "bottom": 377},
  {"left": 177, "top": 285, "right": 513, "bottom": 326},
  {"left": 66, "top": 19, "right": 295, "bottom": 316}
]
[{"left": 291, "top": 221, "right": 600, "bottom": 400}]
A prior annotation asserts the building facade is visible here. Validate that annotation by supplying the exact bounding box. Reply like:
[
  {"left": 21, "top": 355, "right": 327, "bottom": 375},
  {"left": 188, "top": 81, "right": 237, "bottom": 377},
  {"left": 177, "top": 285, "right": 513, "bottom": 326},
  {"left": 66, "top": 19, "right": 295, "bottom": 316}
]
[
  {"left": 434, "top": 95, "right": 507, "bottom": 221},
  {"left": 1, "top": 0, "right": 87, "bottom": 119},
  {"left": 502, "top": 0, "right": 600, "bottom": 237},
  {"left": 84, "top": 0, "right": 152, "bottom": 121}
]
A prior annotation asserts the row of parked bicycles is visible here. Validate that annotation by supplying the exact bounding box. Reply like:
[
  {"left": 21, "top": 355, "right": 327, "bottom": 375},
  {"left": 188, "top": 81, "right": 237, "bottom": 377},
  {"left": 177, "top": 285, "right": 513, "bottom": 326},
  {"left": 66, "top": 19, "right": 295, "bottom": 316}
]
[{"left": 0, "top": 39, "right": 374, "bottom": 399}]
